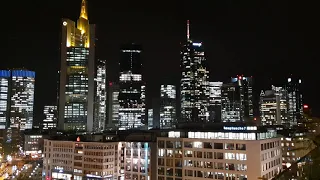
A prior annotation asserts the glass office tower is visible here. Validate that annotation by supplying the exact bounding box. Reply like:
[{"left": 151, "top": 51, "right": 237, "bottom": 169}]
[
  {"left": 0, "top": 70, "right": 35, "bottom": 154},
  {"left": 58, "top": 0, "right": 95, "bottom": 131},
  {"left": 94, "top": 59, "right": 107, "bottom": 132},
  {"left": 160, "top": 85, "right": 176, "bottom": 129},
  {"left": 180, "top": 21, "right": 210, "bottom": 123},
  {"left": 42, "top": 106, "right": 58, "bottom": 130},
  {"left": 285, "top": 77, "right": 303, "bottom": 127},
  {"left": 118, "top": 44, "right": 145, "bottom": 130}
]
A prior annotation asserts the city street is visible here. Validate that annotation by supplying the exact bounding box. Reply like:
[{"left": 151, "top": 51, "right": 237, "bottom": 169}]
[{"left": 0, "top": 157, "right": 42, "bottom": 180}]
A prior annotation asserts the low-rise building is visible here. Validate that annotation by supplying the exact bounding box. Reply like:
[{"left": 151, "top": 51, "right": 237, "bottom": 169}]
[
  {"left": 24, "top": 130, "right": 49, "bottom": 158},
  {"left": 42, "top": 124, "right": 282, "bottom": 180}
]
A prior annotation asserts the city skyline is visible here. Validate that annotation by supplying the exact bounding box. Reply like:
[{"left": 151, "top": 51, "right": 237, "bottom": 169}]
[{"left": 3, "top": 0, "right": 320, "bottom": 125}]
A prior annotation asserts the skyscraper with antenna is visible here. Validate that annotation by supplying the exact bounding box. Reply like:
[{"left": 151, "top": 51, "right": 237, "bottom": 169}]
[
  {"left": 58, "top": 0, "right": 95, "bottom": 131},
  {"left": 180, "top": 20, "right": 210, "bottom": 123}
]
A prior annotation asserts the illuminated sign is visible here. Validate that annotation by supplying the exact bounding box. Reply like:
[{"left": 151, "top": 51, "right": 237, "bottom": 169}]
[
  {"left": 192, "top": 43, "right": 202, "bottom": 47},
  {"left": 223, "top": 126, "right": 257, "bottom": 131},
  {"left": 303, "top": 104, "right": 308, "bottom": 109}
]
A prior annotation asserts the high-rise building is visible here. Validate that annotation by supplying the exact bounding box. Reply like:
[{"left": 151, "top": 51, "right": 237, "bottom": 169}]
[
  {"left": 0, "top": 70, "right": 35, "bottom": 154},
  {"left": 221, "top": 76, "right": 253, "bottom": 123},
  {"left": 118, "top": 44, "right": 145, "bottom": 130},
  {"left": 285, "top": 77, "right": 303, "bottom": 127},
  {"left": 160, "top": 85, "right": 176, "bottom": 129},
  {"left": 221, "top": 83, "right": 241, "bottom": 122},
  {"left": 107, "top": 82, "right": 119, "bottom": 129},
  {"left": 209, "top": 82, "right": 223, "bottom": 122},
  {"left": 147, "top": 109, "right": 153, "bottom": 130},
  {"left": 180, "top": 20, "right": 210, "bottom": 123},
  {"left": 0, "top": 70, "right": 10, "bottom": 130},
  {"left": 259, "top": 86, "right": 288, "bottom": 126},
  {"left": 94, "top": 59, "right": 107, "bottom": 132},
  {"left": 58, "top": 0, "right": 95, "bottom": 131},
  {"left": 42, "top": 105, "right": 58, "bottom": 130}
]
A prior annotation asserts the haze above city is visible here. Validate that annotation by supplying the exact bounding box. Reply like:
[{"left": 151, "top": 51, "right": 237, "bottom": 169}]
[{"left": 3, "top": 0, "right": 320, "bottom": 126}]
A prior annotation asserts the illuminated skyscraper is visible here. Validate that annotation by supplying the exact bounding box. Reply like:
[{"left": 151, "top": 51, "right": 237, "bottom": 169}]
[
  {"left": 118, "top": 43, "right": 145, "bottom": 130},
  {"left": 94, "top": 60, "right": 107, "bottom": 132},
  {"left": 180, "top": 20, "right": 210, "bottom": 123},
  {"left": 160, "top": 85, "right": 176, "bottom": 129},
  {"left": 107, "top": 82, "right": 119, "bottom": 129},
  {"left": 42, "top": 106, "right": 58, "bottom": 130},
  {"left": 58, "top": 0, "right": 95, "bottom": 131},
  {"left": 0, "top": 70, "right": 10, "bottom": 130},
  {"left": 209, "top": 82, "right": 223, "bottom": 122},
  {"left": 221, "top": 76, "right": 253, "bottom": 122},
  {"left": 0, "top": 70, "right": 35, "bottom": 153},
  {"left": 221, "top": 83, "right": 241, "bottom": 122},
  {"left": 9, "top": 70, "right": 35, "bottom": 131},
  {"left": 147, "top": 109, "right": 153, "bottom": 130},
  {"left": 285, "top": 77, "right": 303, "bottom": 127},
  {"left": 259, "top": 86, "right": 288, "bottom": 126}
]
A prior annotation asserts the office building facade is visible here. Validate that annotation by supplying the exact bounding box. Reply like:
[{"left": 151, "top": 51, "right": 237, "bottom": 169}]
[
  {"left": 107, "top": 82, "right": 119, "bottom": 129},
  {"left": 160, "top": 85, "right": 176, "bottom": 129},
  {"left": 43, "top": 136, "right": 154, "bottom": 180},
  {"left": 260, "top": 86, "right": 288, "bottom": 126},
  {"left": 221, "top": 83, "right": 241, "bottom": 122},
  {"left": 58, "top": 0, "right": 95, "bottom": 131},
  {"left": 158, "top": 126, "right": 282, "bottom": 180},
  {"left": 42, "top": 125, "right": 282, "bottom": 180},
  {"left": 42, "top": 105, "right": 58, "bottom": 130},
  {"left": 209, "top": 82, "right": 223, "bottom": 122},
  {"left": 180, "top": 21, "right": 210, "bottom": 123},
  {"left": 148, "top": 109, "right": 153, "bottom": 130},
  {"left": 221, "top": 76, "right": 253, "bottom": 123},
  {"left": 0, "top": 70, "right": 35, "bottom": 154},
  {"left": 94, "top": 59, "right": 107, "bottom": 132},
  {"left": 118, "top": 44, "right": 145, "bottom": 130},
  {"left": 285, "top": 77, "right": 303, "bottom": 127}
]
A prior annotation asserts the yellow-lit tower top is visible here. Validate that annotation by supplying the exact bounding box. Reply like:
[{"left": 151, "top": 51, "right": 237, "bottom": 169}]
[
  {"left": 80, "top": 0, "right": 88, "bottom": 20},
  {"left": 62, "top": 0, "right": 90, "bottom": 47},
  {"left": 77, "top": 0, "right": 90, "bottom": 47}
]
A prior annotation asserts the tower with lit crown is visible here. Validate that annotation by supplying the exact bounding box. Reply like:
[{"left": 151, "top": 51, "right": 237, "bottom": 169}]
[
  {"left": 58, "top": 0, "right": 95, "bottom": 131},
  {"left": 180, "top": 20, "right": 210, "bottom": 123}
]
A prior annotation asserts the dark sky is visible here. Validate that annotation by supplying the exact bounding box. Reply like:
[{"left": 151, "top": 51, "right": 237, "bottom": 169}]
[{"left": 3, "top": 0, "right": 320, "bottom": 125}]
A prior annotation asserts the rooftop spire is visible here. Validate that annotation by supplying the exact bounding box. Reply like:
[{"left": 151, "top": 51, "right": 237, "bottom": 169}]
[
  {"left": 80, "top": 0, "right": 88, "bottom": 20},
  {"left": 187, "top": 20, "right": 190, "bottom": 40}
]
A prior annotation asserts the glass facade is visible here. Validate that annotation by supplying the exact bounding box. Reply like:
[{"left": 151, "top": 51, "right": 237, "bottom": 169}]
[
  {"left": 209, "top": 82, "right": 223, "bottom": 122},
  {"left": 107, "top": 82, "right": 119, "bottom": 129},
  {"left": 64, "top": 47, "right": 89, "bottom": 130},
  {"left": 221, "top": 84, "right": 241, "bottom": 122},
  {"left": 43, "top": 105, "right": 57, "bottom": 130},
  {"left": 260, "top": 86, "right": 288, "bottom": 126},
  {"left": 147, "top": 109, "right": 153, "bottom": 130},
  {"left": 94, "top": 60, "right": 107, "bottom": 132},
  {"left": 118, "top": 44, "right": 145, "bottom": 130},
  {"left": 285, "top": 77, "right": 303, "bottom": 127},
  {"left": 0, "top": 70, "right": 35, "bottom": 154},
  {"left": 180, "top": 41, "right": 210, "bottom": 123},
  {"left": 58, "top": 0, "right": 95, "bottom": 131},
  {"left": 10, "top": 70, "right": 35, "bottom": 131},
  {"left": 221, "top": 76, "right": 253, "bottom": 123},
  {"left": 0, "top": 70, "right": 10, "bottom": 130},
  {"left": 160, "top": 85, "right": 176, "bottom": 129}
]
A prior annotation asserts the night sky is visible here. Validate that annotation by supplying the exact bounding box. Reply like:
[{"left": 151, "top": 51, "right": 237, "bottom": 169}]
[{"left": 3, "top": 0, "right": 320, "bottom": 125}]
